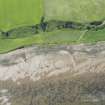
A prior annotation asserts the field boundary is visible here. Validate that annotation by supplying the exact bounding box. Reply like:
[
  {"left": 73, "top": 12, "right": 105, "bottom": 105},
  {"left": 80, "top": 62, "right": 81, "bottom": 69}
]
[{"left": 0, "top": 19, "right": 105, "bottom": 39}]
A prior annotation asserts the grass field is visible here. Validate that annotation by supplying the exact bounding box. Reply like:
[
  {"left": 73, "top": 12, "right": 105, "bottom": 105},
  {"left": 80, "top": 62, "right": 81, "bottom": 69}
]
[
  {"left": 0, "top": 0, "right": 105, "bottom": 53},
  {"left": 44, "top": 0, "right": 105, "bottom": 23},
  {"left": 1, "top": 29, "right": 105, "bottom": 53},
  {"left": 0, "top": 0, "right": 43, "bottom": 31}
]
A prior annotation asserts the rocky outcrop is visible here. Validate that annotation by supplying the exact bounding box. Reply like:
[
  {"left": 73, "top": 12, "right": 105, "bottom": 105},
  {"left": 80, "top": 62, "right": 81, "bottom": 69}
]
[{"left": 0, "top": 42, "right": 105, "bottom": 81}]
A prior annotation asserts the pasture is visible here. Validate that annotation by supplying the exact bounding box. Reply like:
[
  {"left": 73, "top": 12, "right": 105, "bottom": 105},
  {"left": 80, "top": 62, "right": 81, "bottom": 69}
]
[
  {"left": 44, "top": 0, "right": 105, "bottom": 23},
  {"left": 0, "top": 0, "right": 43, "bottom": 31},
  {"left": 0, "top": 0, "right": 105, "bottom": 53}
]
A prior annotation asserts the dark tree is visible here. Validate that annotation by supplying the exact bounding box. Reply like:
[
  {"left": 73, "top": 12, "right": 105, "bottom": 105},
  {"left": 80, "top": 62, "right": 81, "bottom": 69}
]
[{"left": 40, "top": 16, "right": 47, "bottom": 32}]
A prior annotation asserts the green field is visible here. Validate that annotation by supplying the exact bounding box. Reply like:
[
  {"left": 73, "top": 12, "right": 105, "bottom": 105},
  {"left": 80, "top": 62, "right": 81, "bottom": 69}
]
[
  {"left": 0, "top": 0, "right": 105, "bottom": 53},
  {"left": 0, "top": 0, "right": 43, "bottom": 31},
  {"left": 1, "top": 29, "right": 105, "bottom": 53},
  {"left": 44, "top": 0, "right": 105, "bottom": 23}
]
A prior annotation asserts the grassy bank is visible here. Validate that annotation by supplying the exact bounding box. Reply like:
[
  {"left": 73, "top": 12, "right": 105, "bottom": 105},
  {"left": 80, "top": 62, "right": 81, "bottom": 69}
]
[{"left": 0, "top": 29, "right": 105, "bottom": 53}]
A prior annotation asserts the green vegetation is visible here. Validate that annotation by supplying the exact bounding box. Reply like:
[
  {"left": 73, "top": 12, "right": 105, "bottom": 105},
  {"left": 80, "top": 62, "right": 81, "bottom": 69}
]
[
  {"left": 0, "top": 0, "right": 43, "bottom": 31},
  {"left": 44, "top": 0, "right": 105, "bottom": 23},
  {"left": 0, "top": 0, "right": 105, "bottom": 53},
  {"left": 1, "top": 29, "right": 105, "bottom": 53},
  {"left": 0, "top": 34, "right": 43, "bottom": 53}
]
